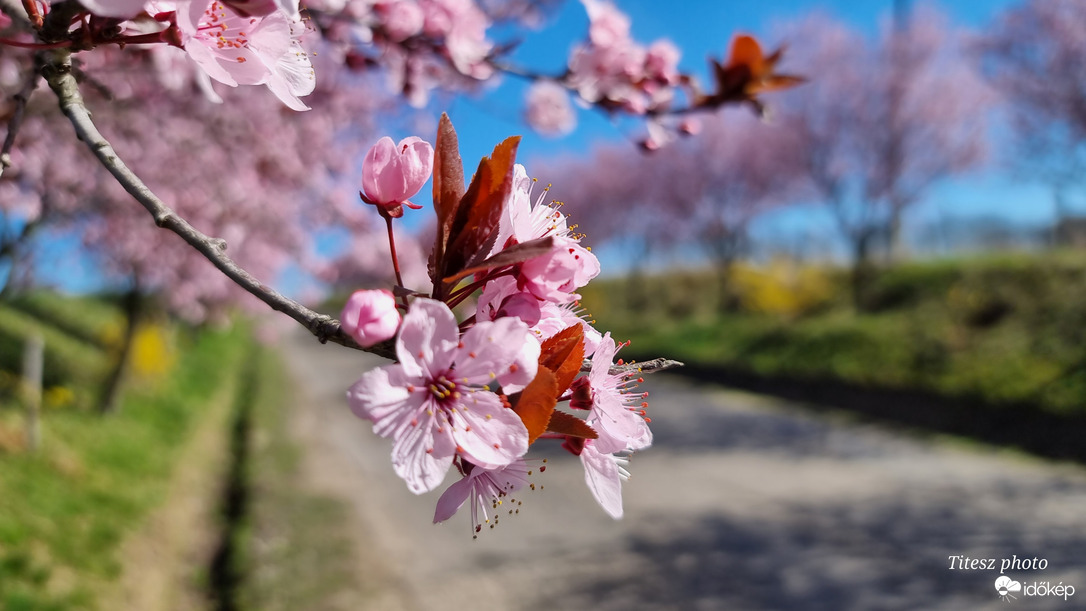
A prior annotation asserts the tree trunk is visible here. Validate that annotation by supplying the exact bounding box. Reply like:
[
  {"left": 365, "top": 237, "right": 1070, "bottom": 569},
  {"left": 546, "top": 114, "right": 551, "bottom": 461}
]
[
  {"left": 850, "top": 230, "right": 876, "bottom": 311},
  {"left": 98, "top": 283, "right": 142, "bottom": 415}
]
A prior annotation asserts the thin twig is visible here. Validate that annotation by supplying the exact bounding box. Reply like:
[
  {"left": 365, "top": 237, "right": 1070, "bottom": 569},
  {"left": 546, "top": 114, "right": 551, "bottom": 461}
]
[
  {"left": 604, "top": 357, "right": 685, "bottom": 377},
  {"left": 0, "top": 69, "right": 40, "bottom": 179},
  {"left": 37, "top": 47, "right": 396, "bottom": 359}
]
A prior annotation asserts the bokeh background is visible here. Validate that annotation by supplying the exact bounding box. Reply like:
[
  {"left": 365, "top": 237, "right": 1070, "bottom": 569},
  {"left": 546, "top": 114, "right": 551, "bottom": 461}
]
[{"left": 4, "top": 0, "right": 1086, "bottom": 609}]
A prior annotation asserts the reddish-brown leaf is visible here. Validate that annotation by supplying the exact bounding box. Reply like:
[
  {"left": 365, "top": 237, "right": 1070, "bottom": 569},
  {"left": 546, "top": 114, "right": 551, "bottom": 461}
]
[
  {"left": 539, "top": 324, "right": 585, "bottom": 394},
  {"left": 429, "top": 114, "right": 466, "bottom": 288},
  {"left": 441, "top": 236, "right": 554, "bottom": 285},
  {"left": 511, "top": 367, "right": 557, "bottom": 445},
  {"left": 546, "top": 410, "right": 598, "bottom": 440},
  {"left": 705, "top": 35, "right": 804, "bottom": 109},
  {"left": 725, "top": 35, "right": 766, "bottom": 73},
  {"left": 440, "top": 136, "right": 520, "bottom": 292}
]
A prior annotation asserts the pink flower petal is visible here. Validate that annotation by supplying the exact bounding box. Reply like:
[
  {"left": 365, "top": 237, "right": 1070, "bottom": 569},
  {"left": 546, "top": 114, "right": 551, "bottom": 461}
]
[
  {"left": 346, "top": 365, "right": 420, "bottom": 429},
  {"left": 392, "top": 412, "right": 455, "bottom": 494},
  {"left": 448, "top": 391, "right": 528, "bottom": 469},
  {"left": 396, "top": 299, "right": 458, "bottom": 379},
  {"left": 454, "top": 316, "right": 534, "bottom": 384},
  {"left": 581, "top": 443, "right": 623, "bottom": 519},
  {"left": 433, "top": 473, "right": 474, "bottom": 523}
]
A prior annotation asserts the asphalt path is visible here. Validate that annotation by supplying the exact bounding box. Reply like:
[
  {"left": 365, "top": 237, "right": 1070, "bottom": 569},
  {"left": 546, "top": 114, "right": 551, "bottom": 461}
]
[{"left": 281, "top": 328, "right": 1086, "bottom": 611}]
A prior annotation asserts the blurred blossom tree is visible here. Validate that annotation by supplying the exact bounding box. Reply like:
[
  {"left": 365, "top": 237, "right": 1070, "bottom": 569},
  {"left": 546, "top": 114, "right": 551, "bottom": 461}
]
[
  {"left": 977, "top": 0, "right": 1086, "bottom": 240},
  {"left": 0, "top": 0, "right": 792, "bottom": 333},
  {"left": 774, "top": 8, "right": 991, "bottom": 306},
  {"left": 543, "top": 109, "right": 806, "bottom": 309}
]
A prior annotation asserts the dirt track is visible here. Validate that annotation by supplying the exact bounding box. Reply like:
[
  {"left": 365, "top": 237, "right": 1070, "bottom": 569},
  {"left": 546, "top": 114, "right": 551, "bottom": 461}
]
[{"left": 281, "top": 328, "right": 1086, "bottom": 610}]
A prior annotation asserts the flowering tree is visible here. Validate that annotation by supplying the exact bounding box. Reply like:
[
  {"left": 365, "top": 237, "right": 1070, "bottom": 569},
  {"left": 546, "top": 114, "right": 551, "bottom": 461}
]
[
  {"left": 340, "top": 115, "right": 674, "bottom": 529},
  {"left": 773, "top": 8, "right": 991, "bottom": 303},
  {"left": 977, "top": 0, "right": 1086, "bottom": 231},
  {"left": 0, "top": 0, "right": 795, "bottom": 526},
  {"left": 542, "top": 109, "right": 806, "bottom": 308}
]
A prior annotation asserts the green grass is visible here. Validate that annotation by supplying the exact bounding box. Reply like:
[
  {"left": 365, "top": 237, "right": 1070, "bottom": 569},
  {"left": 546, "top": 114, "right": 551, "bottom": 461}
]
[
  {"left": 0, "top": 324, "right": 248, "bottom": 610},
  {"left": 587, "top": 252, "right": 1086, "bottom": 415},
  {"left": 0, "top": 306, "right": 111, "bottom": 403},
  {"left": 5, "top": 292, "right": 125, "bottom": 351}
]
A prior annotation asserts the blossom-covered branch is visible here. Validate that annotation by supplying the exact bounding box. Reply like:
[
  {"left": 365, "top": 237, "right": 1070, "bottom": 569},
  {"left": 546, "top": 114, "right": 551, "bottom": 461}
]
[{"left": 36, "top": 46, "right": 396, "bottom": 358}]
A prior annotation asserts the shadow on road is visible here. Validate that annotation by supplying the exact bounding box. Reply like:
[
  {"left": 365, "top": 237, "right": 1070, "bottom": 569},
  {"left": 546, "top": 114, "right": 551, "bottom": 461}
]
[{"left": 540, "top": 478, "right": 1086, "bottom": 611}]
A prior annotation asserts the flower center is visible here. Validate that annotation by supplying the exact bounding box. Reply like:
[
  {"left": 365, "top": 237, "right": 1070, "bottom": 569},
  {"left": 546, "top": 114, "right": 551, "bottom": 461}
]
[
  {"left": 198, "top": 1, "right": 256, "bottom": 52},
  {"left": 429, "top": 374, "right": 461, "bottom": 404}
]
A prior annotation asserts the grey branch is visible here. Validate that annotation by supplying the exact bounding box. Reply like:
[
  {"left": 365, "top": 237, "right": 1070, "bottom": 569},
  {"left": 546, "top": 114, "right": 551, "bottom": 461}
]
[
  {"left": 38, "top": 48, "right": 395, "bottom": 360},
  {"left": 1, "top": 70, "right": 41, "bottom": 179},
  {"left": 597, "top": 357, "right": 685, "bottom": 377}
]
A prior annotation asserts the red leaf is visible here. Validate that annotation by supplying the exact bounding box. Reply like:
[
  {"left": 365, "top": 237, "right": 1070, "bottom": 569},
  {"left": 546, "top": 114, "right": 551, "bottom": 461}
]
[
  {"left": 442, "top": 236, "right": 554, "bottom": 285},
  {"left": 704, "top": 35, "right": 804, "bottom": 109},
  {"left": 429, "top": 113, "right": 466, "bottom": 288},
  {"left": 511, "top": 367, "right": 557, "bottom": 445},
  {"left": 539, "top": 324, "right": 585, "bottom": 394},
  {"left": 546, "top": 410, "right": 598, "bottom": 440},
  {"left": 439, "top": 135, "right": 521, "bottom": 295}
]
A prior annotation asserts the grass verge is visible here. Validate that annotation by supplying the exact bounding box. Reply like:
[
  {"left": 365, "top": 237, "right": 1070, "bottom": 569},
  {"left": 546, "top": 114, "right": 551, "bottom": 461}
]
[{"left": 0, "top": 324, "right": 247, "bottom": 610}]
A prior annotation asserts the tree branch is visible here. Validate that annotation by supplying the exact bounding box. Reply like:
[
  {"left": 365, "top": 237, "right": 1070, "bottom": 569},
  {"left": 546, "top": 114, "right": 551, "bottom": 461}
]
[
  {"left": 37, "top": 47, "right": 396, "bottom": 360},
  {"left": 35, "top": 46, "right": 680, "bottom": 375},
  {"left": 606, "top": 357, "right": 684, "bottom": 377}
]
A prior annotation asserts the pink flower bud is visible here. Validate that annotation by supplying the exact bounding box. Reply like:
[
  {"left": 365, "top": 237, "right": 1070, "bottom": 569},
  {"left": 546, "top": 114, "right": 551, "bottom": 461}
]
[
  {"left": 361, "top": 136, "right": 434, "bottom": 215},
  {"left": 341, "top": 289, "right": 401, "bottom": 347},
  {"left": 525, "top": 80, "right": 576, "bottom": 137}
]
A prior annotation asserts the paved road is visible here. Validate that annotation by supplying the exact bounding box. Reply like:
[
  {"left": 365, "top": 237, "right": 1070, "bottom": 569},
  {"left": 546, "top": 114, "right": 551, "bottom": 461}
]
[{"left": 281, "top": 329, "right": 1086, "bottom": 611}]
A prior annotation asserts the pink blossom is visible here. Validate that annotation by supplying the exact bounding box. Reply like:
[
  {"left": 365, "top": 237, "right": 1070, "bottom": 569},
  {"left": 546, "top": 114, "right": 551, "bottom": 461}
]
[
  {"left": 579, "top": 442, "right": 630, "bottom": 519},
  {"left": 534, "top": 300, "right": 603, "bottom": 355},
  {"left": 644, "top": 40, "right": 680, "bottom": 85},
  {"left": 679, "top": 117, "right": 702, "bottom": 135},
  {"left": 179, "top": 1, "right": 316, "bottom": 111},
  {"left": 361, "top": 136, "right": 434, "bottom": 213},
  {"left": 376, "top": 0, "right": 425, "bottom": 42},
  {"left": 418, "top": 0, "right": 494, "bottom": 78},
  {"left": 581, "top": 0, "right": 630, "bottom": 47},
  {"left": 576, "top": 332, "right": 651, "bottom": 453},
  {"left": 348, "top": 299, "right": 533, "bottom": 493},
  {"left": 340, "top": 289, "right": 401, "bottom": 347},
  {"left": 519, "top": 236, "right": 600, "bottom": 304},
  {"left": 433, "top": 459, "right": 530, "bottom": 533},
  {"left": 486, "top": 164, "right": 600, "bottom": 304},
  {"left": 477, "top": 276, "right": 541, "bottom": 325},
  {"left": 525, "top": 80, "right": 576, "bottom": 137},
  {"left": 444, "top": 3, "right": 494, "bottom": 79}
]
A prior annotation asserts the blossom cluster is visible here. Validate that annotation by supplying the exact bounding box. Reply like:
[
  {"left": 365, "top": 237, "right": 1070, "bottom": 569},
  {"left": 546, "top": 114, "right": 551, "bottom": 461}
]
[
  {"left": 57, "top": 0, "right": 317, "bottom": 109},
  {"left": 341, "top": 115, "right": 653, "bottom": 534},
  {"left": 523, "top": 0, "right": 683, "bottom": 139},
  {"left": 308, "top": 0, "right": 495, "bottom": 108}
]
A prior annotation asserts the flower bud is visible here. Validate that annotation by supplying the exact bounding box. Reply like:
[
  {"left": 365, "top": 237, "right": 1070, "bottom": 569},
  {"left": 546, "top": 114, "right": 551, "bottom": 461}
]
[
  {"left": 341, "top": 289, "right": 401, "bottom": 347},
  {"left": 361, "top": 136, "right": 434, "bottom": 216}
]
